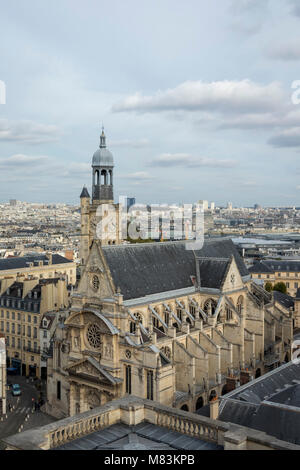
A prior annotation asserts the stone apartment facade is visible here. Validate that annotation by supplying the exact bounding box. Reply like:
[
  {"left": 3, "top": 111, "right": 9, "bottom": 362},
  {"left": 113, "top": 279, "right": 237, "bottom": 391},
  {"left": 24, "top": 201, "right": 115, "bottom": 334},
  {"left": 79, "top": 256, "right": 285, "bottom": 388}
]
[
  {"left": 249, "top": 260, "right": 300, "bottom": 297},
  {"left": 0, "top": 334, "right": 6, "bottom": 415},
  {"left": 0, "top": 277, "right": 69, "bottom": 378},
  {"left": 0, "top": 253, "right": 76, "bottom": 286}
]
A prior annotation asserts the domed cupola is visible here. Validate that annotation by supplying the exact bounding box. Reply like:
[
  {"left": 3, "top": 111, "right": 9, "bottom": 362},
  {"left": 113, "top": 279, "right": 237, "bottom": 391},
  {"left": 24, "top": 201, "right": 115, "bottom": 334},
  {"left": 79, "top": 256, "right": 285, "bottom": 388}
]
[
  {"left": 92, "top": 127, "right": 114, "bottom": 203},
  {"left": 92, "top": 128, "right": 114, "bottom": 167}
]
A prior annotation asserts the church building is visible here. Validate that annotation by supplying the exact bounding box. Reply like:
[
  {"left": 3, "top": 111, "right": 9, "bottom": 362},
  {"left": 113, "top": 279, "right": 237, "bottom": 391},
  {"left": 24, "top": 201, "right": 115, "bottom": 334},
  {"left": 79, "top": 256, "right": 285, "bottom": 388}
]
[{"left": 46, "top": 129, "right": 293, "bottom": 418}]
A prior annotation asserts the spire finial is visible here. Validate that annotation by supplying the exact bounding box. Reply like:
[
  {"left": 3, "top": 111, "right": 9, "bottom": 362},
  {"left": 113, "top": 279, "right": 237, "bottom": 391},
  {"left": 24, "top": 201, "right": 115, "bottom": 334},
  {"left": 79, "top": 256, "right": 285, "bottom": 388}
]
[{"left": 100, "top": 124, "right": 106, "bottom": 149}]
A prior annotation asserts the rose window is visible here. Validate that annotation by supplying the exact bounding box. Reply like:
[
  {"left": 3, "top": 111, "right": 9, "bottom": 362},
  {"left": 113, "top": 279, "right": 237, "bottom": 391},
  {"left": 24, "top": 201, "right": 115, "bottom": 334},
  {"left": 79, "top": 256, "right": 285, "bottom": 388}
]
[{"left": 87, "top": 324, "right": 101, "bottom": 349}]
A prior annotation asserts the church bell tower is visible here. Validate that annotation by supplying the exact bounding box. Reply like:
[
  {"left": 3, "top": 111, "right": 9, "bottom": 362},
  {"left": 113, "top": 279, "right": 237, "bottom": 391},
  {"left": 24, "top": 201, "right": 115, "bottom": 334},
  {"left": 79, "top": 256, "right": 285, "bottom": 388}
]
[
  {"left": 92, "top": 128, "right": 114, "bottom": 203},
  {"left": 79, "top": 127, "right": 122, "bottom": 271}
]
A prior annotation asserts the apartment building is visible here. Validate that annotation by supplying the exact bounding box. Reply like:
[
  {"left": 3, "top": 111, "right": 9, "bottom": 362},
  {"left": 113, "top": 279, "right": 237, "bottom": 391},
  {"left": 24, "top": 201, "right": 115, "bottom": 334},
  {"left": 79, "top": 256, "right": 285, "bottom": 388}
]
[
  {"left": 249, "top": 260, "right": 300, "bottom": 297},
  {"left": 0, "top": 277, "right": 69, "bottom": 378},
  {"left": 0, "top": 253, "right": 76, "bottom": 287}
]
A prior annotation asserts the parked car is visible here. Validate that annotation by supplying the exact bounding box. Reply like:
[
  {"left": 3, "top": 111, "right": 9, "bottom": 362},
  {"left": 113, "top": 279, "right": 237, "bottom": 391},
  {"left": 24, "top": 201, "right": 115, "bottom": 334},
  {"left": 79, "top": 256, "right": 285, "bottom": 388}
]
[{"left": 11, "top": 384, "right": 21, "bottom": 396}]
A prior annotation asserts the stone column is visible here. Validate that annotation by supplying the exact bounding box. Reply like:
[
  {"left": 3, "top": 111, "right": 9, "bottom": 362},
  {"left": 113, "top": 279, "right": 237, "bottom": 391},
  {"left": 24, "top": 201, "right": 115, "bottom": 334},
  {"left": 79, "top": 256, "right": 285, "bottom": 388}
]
[
  {"left": 69, "top": 382, "right": 76, "bottom": 417},
  {"left": 229, "top": 343, "right": 234, "bottom": 375},
  {"left": 240, "top": 305, "right": 245, "bottom": 369},
  {"left": 216, "top": 345, "right": 222, "bottom": 384},
  {"left": 210, "top": 398, "right": 219, "bottom": 420},
  {"left": 80, "top": 385, "right": 86, "bottom": 413}
]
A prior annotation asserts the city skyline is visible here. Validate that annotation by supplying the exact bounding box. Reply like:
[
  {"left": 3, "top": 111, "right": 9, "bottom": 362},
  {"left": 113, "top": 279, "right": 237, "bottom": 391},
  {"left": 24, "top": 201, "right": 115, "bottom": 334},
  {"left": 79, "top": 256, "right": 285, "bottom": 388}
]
[{"left": 1, "top": 0, "right": 300, "bottom": 206}]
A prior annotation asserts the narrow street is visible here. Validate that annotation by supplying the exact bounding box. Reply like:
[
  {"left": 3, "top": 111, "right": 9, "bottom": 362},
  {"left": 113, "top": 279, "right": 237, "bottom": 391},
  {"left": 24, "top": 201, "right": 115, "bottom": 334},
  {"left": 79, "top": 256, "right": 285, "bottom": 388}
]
[{"left": 0, "top": 375, "right": 56, "bottom": 449}]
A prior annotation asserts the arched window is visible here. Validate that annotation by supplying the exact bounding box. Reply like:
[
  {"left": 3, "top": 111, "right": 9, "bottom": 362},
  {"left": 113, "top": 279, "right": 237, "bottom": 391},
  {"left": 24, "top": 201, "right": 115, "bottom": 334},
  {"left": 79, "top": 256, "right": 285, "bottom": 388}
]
[
  {"left": 130, "top": 312, "right": 142, "bottom": 334},
  {"left": 226, "top": 305, "right": 233, "bottom": 321},
  {"left": 101, "top": 169, "right": 107, "bottom": 185},
  {"left": 203, "top": 299, "right": 217, "bottom": 315},
  {"left": 180, "top": 404, "right": 189, "bottom": 412},
  {"left": 189, "top": 304, "right": 196, "bottom": 316},
  {"left": 196, "top": 397, "right": 204, "bottom": 410},
  {"left": 176, "top": 307, "right": 182, "bottom": 321},
  {"left": 95, "top": 170, "right": 99, "bottom": 185},
  {"left": 237, "top": 296, "right": 244, "bottom": 314}
]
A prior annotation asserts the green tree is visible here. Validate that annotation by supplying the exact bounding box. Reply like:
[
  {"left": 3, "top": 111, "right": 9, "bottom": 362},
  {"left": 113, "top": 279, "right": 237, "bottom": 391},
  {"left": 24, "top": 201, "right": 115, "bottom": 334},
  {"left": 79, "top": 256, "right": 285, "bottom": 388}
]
[
  {"left": 265, "top": 282, "right": 273, "bottom": 293},
  {"left": 273, "top": 282, "right": 287, "bottom": 294}
]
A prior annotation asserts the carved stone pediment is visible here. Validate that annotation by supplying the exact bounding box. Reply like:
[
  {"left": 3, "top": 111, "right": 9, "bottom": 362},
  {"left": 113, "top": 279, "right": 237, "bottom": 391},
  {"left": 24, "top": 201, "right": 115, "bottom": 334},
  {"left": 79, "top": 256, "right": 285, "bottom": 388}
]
[
  {"left": 68, "top": 360, "right": 109, "bottom": 385},
  {"left": 88, "top": 265, "right": 104, "bottom": 274}
]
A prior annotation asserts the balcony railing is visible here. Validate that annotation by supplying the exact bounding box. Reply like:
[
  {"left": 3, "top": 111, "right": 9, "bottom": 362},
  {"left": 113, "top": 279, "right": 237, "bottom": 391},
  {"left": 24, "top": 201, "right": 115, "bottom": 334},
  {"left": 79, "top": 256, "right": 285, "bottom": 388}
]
[{"left": 3, "top": 397, "right": 299, "bottom": 451}]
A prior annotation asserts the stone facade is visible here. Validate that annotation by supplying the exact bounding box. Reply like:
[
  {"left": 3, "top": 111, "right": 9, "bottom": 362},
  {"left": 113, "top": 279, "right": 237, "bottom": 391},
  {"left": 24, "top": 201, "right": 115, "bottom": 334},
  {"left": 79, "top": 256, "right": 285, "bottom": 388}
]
[{"left": 0, "top": 278, "right": 69, "bottom": 378}]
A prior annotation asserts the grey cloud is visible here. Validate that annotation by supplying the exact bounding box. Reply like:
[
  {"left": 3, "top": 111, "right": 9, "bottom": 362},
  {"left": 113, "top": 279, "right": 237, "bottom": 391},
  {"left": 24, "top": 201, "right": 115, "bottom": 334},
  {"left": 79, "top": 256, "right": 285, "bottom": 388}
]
[
  {"left": 110, "top": 139, "right": 150, "bottom": 149},
  {"left": 218, "top": 109, "right": 300, "bottom": 130},
  {"left": 289, "top": 0, "right": 300, "bottom": 17},
  {"left": 230, "top": 0, "right": 269, "bottom": 14},
  {"left": 112, "top": 80, "right": 284, "bottom": 115},
  {"left": 229, "top": 0, "right": 269, "bottom": 35},
  {"left": 0, "top": 154, "right": 50, "bottom": 168},
  {"left": 0, "top": 119, "right": 62, "bottom": 144},
  {"left": 119, "top": 171, "right": 155, "bottom": 181},
  {"left": 149, "top": 153, "right": 237, "bottom": 169},
  {"left": 265, "top": 41, "right": 300, "bottom": 61},
  {"left": 268, "top": 128, "right": 300, "bottom": 147}
]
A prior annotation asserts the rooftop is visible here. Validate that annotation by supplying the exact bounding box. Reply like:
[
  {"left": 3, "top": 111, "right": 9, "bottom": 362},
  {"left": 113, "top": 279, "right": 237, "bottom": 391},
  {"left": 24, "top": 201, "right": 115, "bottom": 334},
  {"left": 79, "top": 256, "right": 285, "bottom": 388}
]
[
  {"left": 219, "top": 361, "right": 300, "bottom": 445},
  {"left": 0, "top": 254, "right": 74, "bottom": 271}
]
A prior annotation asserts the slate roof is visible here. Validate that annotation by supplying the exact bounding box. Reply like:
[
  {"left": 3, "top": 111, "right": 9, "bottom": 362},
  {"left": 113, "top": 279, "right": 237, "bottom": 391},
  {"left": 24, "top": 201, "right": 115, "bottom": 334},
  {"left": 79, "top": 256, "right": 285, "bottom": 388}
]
[
  {"left": 56, "top": 422, "right": 223, "bottom": 450},
  {"left": 249, "top": 260, "right": 300, "bottom": 274},
  {"left": 0, "top": 254, "right": 73, "bottom": 271},
  {"left": 219, "top": 361, "right": 300, "bottom": 445},
  {"left": 197, "top": 258, "right": 230, "bottom": 289},
  {"left": 102, "top": 239, "right": 248, "bottom": 301},
  {"left": 273, "top": 291, "right": 295, "bottom": 310},
  {"left": 80, "top": 186, "right": 90, "bottom": 198}
]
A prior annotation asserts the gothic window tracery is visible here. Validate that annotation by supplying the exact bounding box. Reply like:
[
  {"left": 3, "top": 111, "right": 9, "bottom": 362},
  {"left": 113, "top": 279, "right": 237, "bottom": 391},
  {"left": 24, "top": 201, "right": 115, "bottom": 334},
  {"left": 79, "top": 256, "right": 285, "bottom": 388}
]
[
  {"left": 237, "top": 296, "right": 244, "bottom": 314},
  {"left": 129, "top": 312, "right": 143, "bottom": 334},
  {"left": 203, "top": 299, "right": 217, "bottom": 315},
  {"left": 160, "top": 346, "right": 171, "bottom": 359},
  {"left": 92, "top": 275, "right": 100, "bottom": 291}
]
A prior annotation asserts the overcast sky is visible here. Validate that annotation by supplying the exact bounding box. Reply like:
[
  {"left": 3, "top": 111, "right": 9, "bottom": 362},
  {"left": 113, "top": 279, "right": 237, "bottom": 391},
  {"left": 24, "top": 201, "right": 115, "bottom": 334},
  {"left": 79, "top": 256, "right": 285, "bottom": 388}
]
[{"left": 1, "top": 0, "right": 300, "bottom": 206}]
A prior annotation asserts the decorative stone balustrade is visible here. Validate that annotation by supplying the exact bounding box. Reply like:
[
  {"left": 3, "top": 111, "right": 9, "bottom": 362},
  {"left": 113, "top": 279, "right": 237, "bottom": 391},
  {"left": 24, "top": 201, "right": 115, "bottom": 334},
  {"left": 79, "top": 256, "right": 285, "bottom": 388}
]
[{"left": 2, "top": 396, "right": 300, "bottom": 451}]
